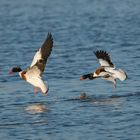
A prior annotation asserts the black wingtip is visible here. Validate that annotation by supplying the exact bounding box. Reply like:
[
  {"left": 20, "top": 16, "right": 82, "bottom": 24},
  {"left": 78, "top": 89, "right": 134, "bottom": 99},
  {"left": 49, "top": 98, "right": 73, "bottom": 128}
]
[
  {"left": 94, "top": 50, "right": 109, "bottom": 57},
  {"left": 94, "top": 50, "right": 110, "bottom": 59},
  {"left": 47, "top": 32, "right": 51, "bottom": 35},
  {"left": 94, "top": 50, "right": 114, "bottom": 66},
  {"left": 47, "top": 32, "right": 52, "bottom": 38},
  {"left": 47, "top": 32, "right": 53, "bottom": 42}
]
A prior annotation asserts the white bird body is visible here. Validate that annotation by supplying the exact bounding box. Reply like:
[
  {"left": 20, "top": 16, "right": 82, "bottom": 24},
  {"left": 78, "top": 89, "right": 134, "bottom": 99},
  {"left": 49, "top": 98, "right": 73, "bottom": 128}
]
[
  {"left": 104, "top": 67, "right": 127, "bottom": 81},
  {"left": 30, "top": 48, "right": 42, "bottom": 68},
  {"left": 80, "top": 50, "right": 127, "bottom": 88},
  {"left": 19, "top": 69, "right": 48, "bottom": 94},
  {"left": 11, "top": 33, "right": 53, "bottom": 95}
]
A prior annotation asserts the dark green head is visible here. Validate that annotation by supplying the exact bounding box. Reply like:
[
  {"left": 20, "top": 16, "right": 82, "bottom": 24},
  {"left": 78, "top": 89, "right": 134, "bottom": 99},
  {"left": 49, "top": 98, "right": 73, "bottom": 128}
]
[{"left": 9, "top": 66, "right": 22, "bottom": 74}]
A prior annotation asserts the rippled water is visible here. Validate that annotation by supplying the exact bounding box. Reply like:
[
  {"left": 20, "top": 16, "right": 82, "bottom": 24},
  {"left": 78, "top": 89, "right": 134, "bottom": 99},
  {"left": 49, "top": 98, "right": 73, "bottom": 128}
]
[{"left": 0, "top": 0, "right": 140, "bottom": 139}]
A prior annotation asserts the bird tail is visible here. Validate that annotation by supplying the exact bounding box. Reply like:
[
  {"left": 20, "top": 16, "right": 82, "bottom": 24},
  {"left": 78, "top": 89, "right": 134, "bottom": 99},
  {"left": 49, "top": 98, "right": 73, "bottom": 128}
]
[{"left": 103, "top": 76, "right": 117, "bottom": 88}]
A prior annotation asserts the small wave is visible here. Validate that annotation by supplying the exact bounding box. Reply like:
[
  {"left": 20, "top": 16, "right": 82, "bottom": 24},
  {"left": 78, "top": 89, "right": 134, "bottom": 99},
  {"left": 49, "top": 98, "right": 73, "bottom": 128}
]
[
  {"left": 0, "top": 120, "right": 47, "bottom": 128},
  {"left": 109, "top": 92, "right": 140, "bottom": 99},
  {"left": 64, "top": 91, "right": 140, "bottom": 103}
]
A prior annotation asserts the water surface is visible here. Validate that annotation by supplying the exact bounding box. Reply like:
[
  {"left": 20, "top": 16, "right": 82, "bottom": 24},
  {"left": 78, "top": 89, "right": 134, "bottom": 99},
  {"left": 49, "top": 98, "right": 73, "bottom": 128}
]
[{"left": 0, "top": 0, "right": 140, "bottom": 140}]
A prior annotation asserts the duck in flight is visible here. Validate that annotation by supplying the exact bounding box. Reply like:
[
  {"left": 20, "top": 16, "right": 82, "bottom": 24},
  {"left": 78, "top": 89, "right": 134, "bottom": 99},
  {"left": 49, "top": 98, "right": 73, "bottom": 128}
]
[
  {"left": 80, "top": 50, "right": 127, "bottom": 88},
  {"left": 9, "top": 33, "right": 53, "bottom": 95}
]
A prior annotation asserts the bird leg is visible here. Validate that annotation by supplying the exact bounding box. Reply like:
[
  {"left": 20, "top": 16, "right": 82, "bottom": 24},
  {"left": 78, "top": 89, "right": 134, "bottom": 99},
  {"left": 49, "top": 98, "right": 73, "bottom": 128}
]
[
  {"left": 113, "top": 83, "right": 116, "bottom": 89},
  {"left": 34, "top": 87, "right": 38, "bottom": 95}
]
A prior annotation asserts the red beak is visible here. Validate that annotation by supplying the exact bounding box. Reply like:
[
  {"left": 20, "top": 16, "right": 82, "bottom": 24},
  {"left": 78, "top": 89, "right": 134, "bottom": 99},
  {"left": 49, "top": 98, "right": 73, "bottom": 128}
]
[
  {"left": 80, "top": 76, "right": 85, "bottom": 80},
  {"left": 8, "top": 69, "right": 13, "bottom": 75}
]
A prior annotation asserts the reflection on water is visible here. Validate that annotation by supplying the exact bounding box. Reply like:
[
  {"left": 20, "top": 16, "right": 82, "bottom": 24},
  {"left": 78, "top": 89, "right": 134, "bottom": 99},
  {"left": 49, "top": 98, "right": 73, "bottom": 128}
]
[
  {"left": 25, "top": 104, "right": 47, "bottom": 114},
  {"left": 0, "top": 120, "right": 48, "bottom": 128}
]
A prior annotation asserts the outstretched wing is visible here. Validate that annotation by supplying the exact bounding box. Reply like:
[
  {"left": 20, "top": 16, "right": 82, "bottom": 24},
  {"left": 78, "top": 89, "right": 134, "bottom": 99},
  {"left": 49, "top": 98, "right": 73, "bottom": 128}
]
[
  {"left": 94, "top": 50, "right": 114, "bottom": 67},
  {"left": 30, "top": 32, "right": 53, "bottom": 72}
]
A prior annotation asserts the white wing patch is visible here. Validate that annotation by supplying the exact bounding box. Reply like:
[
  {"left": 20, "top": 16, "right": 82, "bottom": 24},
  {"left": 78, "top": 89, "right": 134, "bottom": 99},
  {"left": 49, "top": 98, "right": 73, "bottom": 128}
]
[
  {"left": 98, "top": 59, "right": 111, "bottom": 67},
  {"left": 30, "top": 48, "right": 42, "bottom": 67}
]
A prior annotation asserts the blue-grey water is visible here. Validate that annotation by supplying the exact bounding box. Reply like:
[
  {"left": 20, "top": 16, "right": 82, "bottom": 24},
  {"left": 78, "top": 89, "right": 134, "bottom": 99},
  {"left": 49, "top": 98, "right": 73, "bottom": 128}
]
[{"left": 0, "top": 0, "right": 140, "bottom": 139}]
